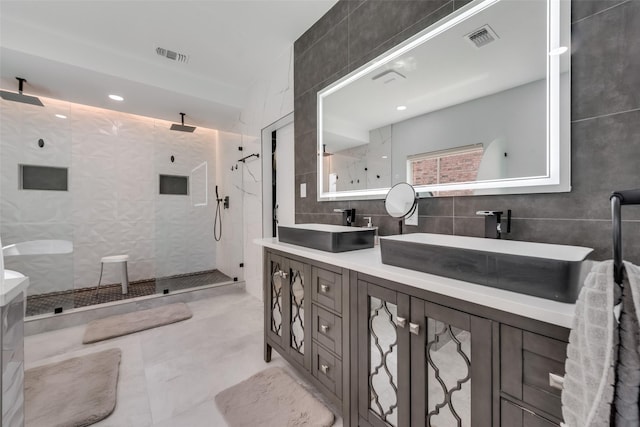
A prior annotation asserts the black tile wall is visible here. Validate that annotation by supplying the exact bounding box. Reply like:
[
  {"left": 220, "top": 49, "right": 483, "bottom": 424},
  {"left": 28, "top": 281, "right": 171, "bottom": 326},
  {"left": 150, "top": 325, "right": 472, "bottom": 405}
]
[{"left": 294, "top": 0, "right": 640, "bottom": 263}]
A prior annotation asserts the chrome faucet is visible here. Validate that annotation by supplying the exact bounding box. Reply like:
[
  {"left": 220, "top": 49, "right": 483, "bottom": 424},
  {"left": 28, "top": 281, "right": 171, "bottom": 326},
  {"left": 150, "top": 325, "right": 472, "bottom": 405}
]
[
  {"left": 334, "top": 208, "right": 356, "bottom": 226},
  {"left": 476, "top": 210, "right": 511, "bottom": 239}
]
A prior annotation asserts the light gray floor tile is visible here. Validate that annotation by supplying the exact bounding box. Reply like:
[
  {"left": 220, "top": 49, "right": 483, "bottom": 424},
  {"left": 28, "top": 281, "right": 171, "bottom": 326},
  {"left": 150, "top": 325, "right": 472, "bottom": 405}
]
[{"left": 24, "top": 291, "right": 343, "bottom": 427}]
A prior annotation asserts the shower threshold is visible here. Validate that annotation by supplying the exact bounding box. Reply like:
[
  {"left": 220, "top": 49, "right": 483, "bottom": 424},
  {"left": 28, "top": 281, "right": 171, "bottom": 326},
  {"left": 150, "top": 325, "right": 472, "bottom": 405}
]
[{"left": 26, "top": 269, "right": 232, "bottom": 317}]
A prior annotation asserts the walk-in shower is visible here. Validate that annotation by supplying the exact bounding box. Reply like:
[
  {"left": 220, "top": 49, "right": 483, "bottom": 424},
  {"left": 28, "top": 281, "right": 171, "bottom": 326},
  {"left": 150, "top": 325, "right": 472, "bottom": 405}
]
[{"left": 0, "top": 94, "right": 244, "bottom": 318}]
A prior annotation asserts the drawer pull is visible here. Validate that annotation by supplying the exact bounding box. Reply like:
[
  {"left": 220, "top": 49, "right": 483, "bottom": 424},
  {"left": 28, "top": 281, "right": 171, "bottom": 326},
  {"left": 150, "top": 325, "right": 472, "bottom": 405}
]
[
  {"left": 409, "top": 322, "right": 420, "bottom": 335},
  {"left": 549, "top": 373, "right": 565, "bottom": 390},
  {"left": 320, "top": 324, "right": 330, "bottom": 333},
  {"left": 396, "top": 317, "right": 407, "bottom": 328},
  {"left": 281, "top": 271, "right": 288, "bottom": 279},
  {"left": 320, "top": 284, "right": 330, "bottom": 293},
  {"left": 320, "top": 364, "right": 330, "bottom": 374}
]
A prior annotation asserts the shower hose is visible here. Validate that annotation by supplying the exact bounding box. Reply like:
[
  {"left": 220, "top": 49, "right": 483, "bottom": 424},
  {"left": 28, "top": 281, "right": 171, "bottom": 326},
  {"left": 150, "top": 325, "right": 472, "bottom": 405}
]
[{"left": 214, "top": 186, "right": 222, "bottom": 241}]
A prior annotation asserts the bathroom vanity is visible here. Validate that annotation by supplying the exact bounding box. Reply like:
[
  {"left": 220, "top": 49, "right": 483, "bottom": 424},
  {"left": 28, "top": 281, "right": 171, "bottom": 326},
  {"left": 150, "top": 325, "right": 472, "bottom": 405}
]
[{"left": 257, "top": 238, "right": 577, "bottom": 427}]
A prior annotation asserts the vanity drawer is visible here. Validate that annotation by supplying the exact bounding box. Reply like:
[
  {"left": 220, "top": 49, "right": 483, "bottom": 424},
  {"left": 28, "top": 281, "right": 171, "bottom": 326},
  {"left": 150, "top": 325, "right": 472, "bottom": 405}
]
[
  {"left": 312, "top": 343, "right": 343, "bottom": 398},
  {"left": 312, "top": 305, "right": 342, "bottom": 357},
  {"left": 501, "top": 326, "right": 567, "bottom": 421},
  {"left": 501, "top": 399, "right": 560, "bottom": 427},
  {"left": 311, "top": 266, "right": 342, "bottom": 313}
]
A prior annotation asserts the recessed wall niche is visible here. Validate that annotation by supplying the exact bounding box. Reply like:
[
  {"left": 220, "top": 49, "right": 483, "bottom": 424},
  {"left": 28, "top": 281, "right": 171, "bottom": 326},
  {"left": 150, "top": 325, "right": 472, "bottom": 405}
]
[
  {"left": 159, "top": 174, "right": 189, "bottom": 195},
  {"left": 20, "top": 165, "right": 68, "bottom": 191}
]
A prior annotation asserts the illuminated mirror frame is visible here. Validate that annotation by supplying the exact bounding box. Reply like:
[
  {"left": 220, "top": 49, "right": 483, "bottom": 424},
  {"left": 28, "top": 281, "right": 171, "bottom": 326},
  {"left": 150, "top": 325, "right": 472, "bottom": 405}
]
[{"left": 317, "top": 0, "right": 571, "bottom": 201}]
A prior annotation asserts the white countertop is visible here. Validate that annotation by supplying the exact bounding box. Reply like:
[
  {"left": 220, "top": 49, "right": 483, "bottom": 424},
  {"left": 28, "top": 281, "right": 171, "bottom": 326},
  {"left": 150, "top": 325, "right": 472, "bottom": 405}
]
[
  {"left": 254, "top": 238, "right": 576, "bottom": 329},
  {"left": 1, "top": 270, "right": 29, "bottom": 306}
]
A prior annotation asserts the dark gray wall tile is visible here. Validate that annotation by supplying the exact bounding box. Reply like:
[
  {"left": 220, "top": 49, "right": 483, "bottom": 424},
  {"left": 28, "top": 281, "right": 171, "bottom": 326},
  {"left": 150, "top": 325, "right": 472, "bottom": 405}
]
[
  {"left": 294, "top": 18, "right": 349, "bottom": 96},
  {"left": 349, "top": 199, "right": 389, "bottom": 216},
  {"left": 296, "top": 212, "right": 343, "bottom": 225},
  {"left": 453, "top": 217, "right": 485, "bottom": 238},
  {"left": 453, "top": 0, "right": 474, "bottom": 10},
  {"left": 419, "top": 196, "right": 453, "bottom": 217},
  {"left": 295, "top": 2, "right": 350, "bottom": 57},
  {"left": 294, "top": 90, "right": 317, "bottom": 138},
  {"left": 572, "top": 0, "right": 627, "bottom": 23},
  {"left": 571, "top": 109, "right": 640, "bottom": 219},
  {"left": 417, "top": 216, "right": 454, "bottom": 235},
  {"left": 571, "top": 1, "right": 640, "bottom": 120},
  {"left": 295, "top": 131, "right": 318, "bottom": 175},
  {"left": 348, "top": 0, "right": 451, "bottom": 70}
]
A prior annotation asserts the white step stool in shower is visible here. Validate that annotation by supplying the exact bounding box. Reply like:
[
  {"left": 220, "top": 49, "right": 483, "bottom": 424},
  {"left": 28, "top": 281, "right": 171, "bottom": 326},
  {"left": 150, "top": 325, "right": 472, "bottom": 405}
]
[{"left": 95, "top": 254, "right": 130, "bottom": 296}]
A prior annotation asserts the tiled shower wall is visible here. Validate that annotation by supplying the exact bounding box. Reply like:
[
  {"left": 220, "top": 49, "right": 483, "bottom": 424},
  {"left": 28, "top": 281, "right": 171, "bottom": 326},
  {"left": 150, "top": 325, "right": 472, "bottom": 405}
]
[
  {"left": 0, "top": 96, "right": 242, "bottom": 296},
  {"left": 294, "top": 0, "right": 640, "bottom": 263}
]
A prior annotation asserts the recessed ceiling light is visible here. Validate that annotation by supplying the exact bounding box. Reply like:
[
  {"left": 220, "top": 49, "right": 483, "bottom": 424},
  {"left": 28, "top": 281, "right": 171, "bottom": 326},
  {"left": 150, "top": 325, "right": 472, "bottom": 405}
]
[
  {"left": 109, "top": 94, "right": 124, "bottom": 101},
  {"left": 55, "top": 114, "right": 67, "bottom": 119},
  {"left": 396, "top": 105, "right": 407, "bottom": 111},
  {"left": 382, "top": 155, "right": 388, "bottom": 159},
  {"left": 549, "top": 46, "right": 568, "bottom": 56}
]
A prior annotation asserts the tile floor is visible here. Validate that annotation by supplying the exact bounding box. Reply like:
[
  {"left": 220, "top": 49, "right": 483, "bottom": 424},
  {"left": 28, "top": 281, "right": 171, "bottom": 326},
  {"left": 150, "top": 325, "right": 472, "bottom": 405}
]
[{"left": 24, "top": 288, "right": 343, "bottom": 427}]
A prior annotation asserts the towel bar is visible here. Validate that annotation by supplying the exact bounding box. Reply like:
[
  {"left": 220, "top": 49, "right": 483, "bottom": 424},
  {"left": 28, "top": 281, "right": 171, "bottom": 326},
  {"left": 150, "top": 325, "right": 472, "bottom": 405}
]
[{"left": 610, "top": 189, "right": 640, "bottom": 284}]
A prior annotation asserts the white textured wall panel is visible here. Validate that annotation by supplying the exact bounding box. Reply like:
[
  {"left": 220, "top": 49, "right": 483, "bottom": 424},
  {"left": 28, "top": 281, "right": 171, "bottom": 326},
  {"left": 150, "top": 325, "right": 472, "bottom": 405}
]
[{"left": 0, "top": 96, "right": 231, "bottom": 296}]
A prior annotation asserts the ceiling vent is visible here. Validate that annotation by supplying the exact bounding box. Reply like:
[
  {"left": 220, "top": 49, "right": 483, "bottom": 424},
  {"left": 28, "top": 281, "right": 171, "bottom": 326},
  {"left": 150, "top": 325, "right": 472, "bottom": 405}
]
[
  {"left": 465, "top": 25, "right": 499, "bottom": 48},
  {"left": 156, "top": 47, "right": 189, "bottom": 63},
  {"left": 371, "top": 69, "right": 406, "bottom": 85}
]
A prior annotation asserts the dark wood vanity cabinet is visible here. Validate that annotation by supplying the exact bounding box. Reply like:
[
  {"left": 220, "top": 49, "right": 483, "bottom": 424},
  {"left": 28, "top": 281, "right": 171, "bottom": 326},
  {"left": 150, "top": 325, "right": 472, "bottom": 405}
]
[
  {"left": 263, "top": 249, "right": 569, "bottom": 427},
  {"left": 499, "top": 325, "right": 568, "bottom": 426},
  {"left": 357, "top": 276, "right": 493, "bottom": 427},
  {"left": 264, "top": 249, "right": 352, "bottom": 416}
]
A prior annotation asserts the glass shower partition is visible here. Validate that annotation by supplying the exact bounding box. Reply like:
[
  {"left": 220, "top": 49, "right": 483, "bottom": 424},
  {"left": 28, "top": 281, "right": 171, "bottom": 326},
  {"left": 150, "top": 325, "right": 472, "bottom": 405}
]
[
  {"left": 153, "top": 123, "right": 242, "bottom": 295},
  {"left": 0, "top": 97, "right": 75, "bottom": 315}
]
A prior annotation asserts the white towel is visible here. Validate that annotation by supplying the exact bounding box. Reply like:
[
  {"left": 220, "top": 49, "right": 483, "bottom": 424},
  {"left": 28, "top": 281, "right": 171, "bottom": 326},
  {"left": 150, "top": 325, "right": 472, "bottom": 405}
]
[
  {"left": 562, "top": 261, "right": 618, "bottom": 427},
  {"left": 614, "top": 261, "right": 640, "bottom": 425}
]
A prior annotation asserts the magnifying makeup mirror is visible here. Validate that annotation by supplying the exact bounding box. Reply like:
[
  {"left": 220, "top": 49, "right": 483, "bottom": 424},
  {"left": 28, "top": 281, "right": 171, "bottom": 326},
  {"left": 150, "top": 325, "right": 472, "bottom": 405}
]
[{"left": 385, "top": 182, "right": 417, "bottom": 234}]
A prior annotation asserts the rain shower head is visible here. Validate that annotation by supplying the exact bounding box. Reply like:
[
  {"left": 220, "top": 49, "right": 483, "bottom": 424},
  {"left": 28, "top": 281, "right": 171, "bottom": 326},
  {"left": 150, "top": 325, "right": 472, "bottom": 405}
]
[
  {"left": 170, "top": 112, "right": 196, "bottom": 132},
  {"left": 0, "top": 77, "right": 44, "bottom": 107}
]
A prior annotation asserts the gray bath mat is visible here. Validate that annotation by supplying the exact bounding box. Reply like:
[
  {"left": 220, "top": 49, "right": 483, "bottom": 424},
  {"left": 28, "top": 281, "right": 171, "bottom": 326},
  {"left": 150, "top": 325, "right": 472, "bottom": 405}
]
[
  {"left": 25, "top": 348, "right": 121, "bottom": 427},
  {"left": 215, "top": 367, "right": 335, "bottom": 427},
  {"left": 83, "top": 302, "right": 192, "bottom": 344}
]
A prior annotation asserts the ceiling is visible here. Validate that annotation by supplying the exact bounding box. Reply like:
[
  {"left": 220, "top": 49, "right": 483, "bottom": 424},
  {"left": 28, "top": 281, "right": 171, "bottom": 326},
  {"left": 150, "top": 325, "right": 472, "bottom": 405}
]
[{"left": 0, "top": 0, "right": 337, "bottom": 131}]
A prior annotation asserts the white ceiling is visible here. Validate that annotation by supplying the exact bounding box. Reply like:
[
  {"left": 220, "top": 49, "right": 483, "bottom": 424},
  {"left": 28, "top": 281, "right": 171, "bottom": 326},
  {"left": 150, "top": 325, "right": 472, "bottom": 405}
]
[{"left": 0, "top": 0, "right": 337, "bottom": 131}]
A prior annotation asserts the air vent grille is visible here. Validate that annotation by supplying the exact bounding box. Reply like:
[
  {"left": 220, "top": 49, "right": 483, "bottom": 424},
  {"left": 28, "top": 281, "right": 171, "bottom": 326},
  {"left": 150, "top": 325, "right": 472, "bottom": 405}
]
[
  {"left": 465, "top": 25, "right": 499, "bottom": 48},
  {"left": 156, "top": 47, "right": 189, "bottom": 63},
  {"left": 371, "top": 69, "right": 406, "bottom": 85}
]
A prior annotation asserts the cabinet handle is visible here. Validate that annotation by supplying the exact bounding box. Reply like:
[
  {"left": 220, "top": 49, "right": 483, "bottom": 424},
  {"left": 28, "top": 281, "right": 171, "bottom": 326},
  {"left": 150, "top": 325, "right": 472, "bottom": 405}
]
[
  {"left": 320, "top": 364, "right": 330, "bottom": 374},
  {"left": 320, "top": 284, "right": 330, "bottom": 293},
  {"left": 549, "top": 373, "right": 565, "bottom": 390},
  {"left": 396, "top": 317, "right": 407, "bottom": 328},
  {"left": 320, "top": 324, "right": 330, "bottom": 333},
  {"left": 409, "top": 322, "right": 420, "bottom": 335}
]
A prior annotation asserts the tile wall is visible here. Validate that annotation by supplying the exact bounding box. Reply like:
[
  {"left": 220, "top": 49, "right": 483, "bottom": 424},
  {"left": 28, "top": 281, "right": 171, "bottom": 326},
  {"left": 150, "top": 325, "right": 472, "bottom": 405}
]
[
  {"left": 0, "top": 96, "right": 243, "bottom": 296},
  {"left": 293, "top": 0, "right": 640, "bottom": 263}
]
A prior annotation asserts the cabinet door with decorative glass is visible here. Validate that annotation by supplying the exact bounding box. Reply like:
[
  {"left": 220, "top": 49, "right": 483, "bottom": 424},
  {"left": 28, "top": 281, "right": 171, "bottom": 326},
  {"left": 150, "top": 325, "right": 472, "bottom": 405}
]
[
  {"left": 357, "top": 280, "right": 411, "bottom": 427},
  {"left": 410, "top": 298, "right": 493, "bottom": 427},
  {"left": 266, "top": 252, "right": 287, "bottom": 350},
  {"left": 286, "top": 259, "right": 312, "bottom": 370}
]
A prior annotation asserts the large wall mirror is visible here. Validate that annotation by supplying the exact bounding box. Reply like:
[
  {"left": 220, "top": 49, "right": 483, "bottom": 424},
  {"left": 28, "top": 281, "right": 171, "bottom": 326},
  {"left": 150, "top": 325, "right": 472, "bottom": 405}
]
[{"left": 317, "top": 0, "right": 571, "bottom": 200}]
